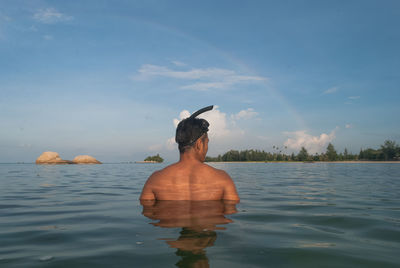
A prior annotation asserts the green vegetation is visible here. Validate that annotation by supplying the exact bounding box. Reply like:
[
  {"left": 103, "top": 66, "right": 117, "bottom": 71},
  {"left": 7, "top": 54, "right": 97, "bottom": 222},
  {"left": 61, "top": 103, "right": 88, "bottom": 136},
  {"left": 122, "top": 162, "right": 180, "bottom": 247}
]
[
  {"left": 144, "top": 154, "right": 164, "bottom": 163},
  {"left": 326, "top": 143, "right": 338, "bottom": 161},
  {"left": 205, "top": 140, "right": 400, "bottom": 162},
  {"left": 359, "top": 140, "right": 400, "bottom": 161},
  {"left": 297, "top": 147, "right": 309, "bottom": 161}
]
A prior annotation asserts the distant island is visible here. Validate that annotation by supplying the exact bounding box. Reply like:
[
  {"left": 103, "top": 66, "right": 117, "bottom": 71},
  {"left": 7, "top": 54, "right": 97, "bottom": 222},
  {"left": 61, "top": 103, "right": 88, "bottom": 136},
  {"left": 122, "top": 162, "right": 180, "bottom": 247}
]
[
  {"left": 136, "top": 154, "right": 164, "bottom": 163},
  {"left": 205, "top": 140, "right": 400, "bottom": 162}
]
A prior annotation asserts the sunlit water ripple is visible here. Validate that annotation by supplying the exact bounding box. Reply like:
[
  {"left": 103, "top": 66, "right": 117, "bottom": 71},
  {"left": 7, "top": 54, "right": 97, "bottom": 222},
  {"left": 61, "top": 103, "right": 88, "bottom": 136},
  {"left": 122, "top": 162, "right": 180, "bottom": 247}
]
[{"left": 0, "top": 163, "right": 399, "bottom": 267}]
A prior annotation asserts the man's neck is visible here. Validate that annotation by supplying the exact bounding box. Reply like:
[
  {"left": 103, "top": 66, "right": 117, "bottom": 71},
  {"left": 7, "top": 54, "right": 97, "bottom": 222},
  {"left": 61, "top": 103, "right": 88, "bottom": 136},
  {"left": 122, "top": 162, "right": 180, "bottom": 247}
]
[{"left": 179, "top": 151, "right": 203, "bottom": 163}]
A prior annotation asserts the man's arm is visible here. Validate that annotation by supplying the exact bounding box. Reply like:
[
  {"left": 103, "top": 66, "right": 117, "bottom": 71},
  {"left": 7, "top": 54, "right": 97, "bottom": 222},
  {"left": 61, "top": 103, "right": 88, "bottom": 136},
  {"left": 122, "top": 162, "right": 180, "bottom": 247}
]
[
  {"left": 221, "top": 171, "right": 240, "bottom": 201},
  {"left": 139, "top": 174, "right": 156, "bottom": 200}
]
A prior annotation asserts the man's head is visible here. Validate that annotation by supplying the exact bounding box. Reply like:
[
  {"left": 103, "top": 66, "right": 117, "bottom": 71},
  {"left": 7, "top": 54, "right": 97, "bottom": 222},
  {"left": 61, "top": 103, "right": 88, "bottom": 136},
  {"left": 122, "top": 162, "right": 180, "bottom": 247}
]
[{"left": 175, "top": 106, "right": 213, "bottom": 154}]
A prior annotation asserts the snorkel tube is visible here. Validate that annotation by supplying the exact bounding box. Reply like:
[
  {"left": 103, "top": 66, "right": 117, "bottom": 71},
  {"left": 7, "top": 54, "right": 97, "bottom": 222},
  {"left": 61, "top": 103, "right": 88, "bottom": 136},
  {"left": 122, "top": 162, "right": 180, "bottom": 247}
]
[{"left": 188, "top": 105, "right": 214, "bottom": 120}]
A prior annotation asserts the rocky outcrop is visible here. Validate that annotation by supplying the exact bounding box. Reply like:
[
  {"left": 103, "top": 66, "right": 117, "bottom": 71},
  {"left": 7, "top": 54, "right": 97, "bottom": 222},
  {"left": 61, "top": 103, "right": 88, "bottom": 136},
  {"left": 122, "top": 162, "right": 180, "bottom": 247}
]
[
  {"left": 72, "top": 155, "right": 102, "bottom": 164},
  {"left": 36, "top": 152, "right": 102, "bottom": 164},
  {"left": 36, "top": 152, "right": 74, "bottom": 164}
]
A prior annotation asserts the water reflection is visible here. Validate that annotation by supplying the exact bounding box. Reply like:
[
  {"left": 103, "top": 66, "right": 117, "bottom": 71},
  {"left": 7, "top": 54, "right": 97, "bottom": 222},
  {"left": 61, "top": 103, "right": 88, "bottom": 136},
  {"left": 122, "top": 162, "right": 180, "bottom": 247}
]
[{"left": 141, "top": 200, "right": 238, "bottom": 267}]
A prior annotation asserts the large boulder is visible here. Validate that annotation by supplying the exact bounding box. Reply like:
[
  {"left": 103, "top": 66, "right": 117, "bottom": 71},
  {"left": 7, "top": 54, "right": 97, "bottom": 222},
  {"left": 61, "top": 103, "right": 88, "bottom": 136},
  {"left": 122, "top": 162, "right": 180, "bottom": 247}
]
[
  {"left": 72, "top": 155, "right": 102, "bottom": 164},
  {"left": 36, "top": 152, "right": 74, "bottom": 164}
]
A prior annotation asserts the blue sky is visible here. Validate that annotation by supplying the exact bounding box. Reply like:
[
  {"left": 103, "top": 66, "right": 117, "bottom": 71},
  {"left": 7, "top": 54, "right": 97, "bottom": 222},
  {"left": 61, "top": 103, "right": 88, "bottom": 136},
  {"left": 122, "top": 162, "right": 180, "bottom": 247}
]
[{"left": 1, "top": 0, "right": 399, "bottom": 162}]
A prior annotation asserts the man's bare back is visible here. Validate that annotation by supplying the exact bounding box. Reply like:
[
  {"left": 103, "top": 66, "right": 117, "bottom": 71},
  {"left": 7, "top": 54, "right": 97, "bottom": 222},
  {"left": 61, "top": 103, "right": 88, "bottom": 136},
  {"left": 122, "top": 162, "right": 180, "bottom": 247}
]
[{"left": 140, "top": 160, "right": 239, "bottom": 201}]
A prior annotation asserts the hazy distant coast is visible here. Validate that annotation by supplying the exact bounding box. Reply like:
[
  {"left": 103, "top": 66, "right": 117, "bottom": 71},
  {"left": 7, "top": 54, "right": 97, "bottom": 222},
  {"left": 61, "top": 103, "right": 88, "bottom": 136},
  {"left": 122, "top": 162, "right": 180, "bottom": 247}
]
[{"left": 206, "top": 140, "right": 400, "bottom": 162}]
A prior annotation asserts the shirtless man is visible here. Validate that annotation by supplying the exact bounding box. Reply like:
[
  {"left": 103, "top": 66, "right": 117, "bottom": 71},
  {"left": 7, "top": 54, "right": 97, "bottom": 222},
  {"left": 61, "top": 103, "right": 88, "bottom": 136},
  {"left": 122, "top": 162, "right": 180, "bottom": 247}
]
[{"left": 140, "top": 106, "right": 239, "bottom": 201}]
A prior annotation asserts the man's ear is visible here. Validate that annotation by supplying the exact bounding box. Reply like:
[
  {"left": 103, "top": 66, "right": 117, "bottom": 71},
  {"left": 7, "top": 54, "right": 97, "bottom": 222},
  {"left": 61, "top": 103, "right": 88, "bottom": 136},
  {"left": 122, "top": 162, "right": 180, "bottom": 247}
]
[{"left": 195, "top": 138, "right": 202, "bottom": 151}]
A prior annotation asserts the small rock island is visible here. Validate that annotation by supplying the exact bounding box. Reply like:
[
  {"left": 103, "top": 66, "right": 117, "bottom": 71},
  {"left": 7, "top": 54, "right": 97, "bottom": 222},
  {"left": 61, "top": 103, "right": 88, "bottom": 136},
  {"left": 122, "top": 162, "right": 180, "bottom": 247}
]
[
  {"left": 35, "top": 152, "right": 74, "bottom": 164},
  {"left": 36, "top": 152, "right": 102, "bottom": 165},
  {"left": 72, "top": 155, "right": 102, "bottom": 164}
]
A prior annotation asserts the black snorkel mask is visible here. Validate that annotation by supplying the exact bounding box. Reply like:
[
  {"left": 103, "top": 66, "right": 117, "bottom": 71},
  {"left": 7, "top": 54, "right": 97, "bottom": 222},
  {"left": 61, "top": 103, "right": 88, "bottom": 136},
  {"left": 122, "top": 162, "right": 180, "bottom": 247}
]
[{"left": 175, "top": 105, "right": 214, "bottom": 147}]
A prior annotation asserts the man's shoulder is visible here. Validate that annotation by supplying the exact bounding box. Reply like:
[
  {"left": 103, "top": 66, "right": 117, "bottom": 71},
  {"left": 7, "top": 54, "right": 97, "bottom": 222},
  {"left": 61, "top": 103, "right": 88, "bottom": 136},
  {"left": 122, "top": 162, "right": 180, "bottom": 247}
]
[
  {"left": 200, "top": 163, "right": 231, "bottom": 179},
  {"left": 148, "top": 162, "right": 181, "bottom": 178}
]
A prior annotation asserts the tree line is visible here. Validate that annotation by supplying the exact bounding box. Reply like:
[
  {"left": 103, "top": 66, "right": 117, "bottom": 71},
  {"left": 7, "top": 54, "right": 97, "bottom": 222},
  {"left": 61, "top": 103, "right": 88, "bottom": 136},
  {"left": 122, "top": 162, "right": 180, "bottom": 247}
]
[
  {"left": 144, "top": 154, "right": 164, "bottom": 163},
  {"left": 205, "top": 140, "right": 400, "bottom": 162}
]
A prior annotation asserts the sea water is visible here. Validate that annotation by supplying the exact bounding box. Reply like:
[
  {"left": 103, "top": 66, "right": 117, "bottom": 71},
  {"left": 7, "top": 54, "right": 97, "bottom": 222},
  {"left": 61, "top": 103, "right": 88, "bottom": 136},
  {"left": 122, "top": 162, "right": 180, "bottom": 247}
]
[{"left": 0, "top": 163, "right": 399, "bottom": 267}]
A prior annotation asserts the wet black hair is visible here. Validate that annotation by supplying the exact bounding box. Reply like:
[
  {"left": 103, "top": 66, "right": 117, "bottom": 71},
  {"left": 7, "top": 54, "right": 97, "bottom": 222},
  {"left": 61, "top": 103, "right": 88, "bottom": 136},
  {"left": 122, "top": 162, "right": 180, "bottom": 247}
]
[{"left": 175, "top": 105, "right": 213, "bottom": 153}]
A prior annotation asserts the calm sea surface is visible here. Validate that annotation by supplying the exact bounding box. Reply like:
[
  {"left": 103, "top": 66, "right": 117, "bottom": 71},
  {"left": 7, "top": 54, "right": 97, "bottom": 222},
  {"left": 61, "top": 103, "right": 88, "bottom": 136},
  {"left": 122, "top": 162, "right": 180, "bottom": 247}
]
[{"left": 1, "top": 163, "right": 399, "bottom": 267}]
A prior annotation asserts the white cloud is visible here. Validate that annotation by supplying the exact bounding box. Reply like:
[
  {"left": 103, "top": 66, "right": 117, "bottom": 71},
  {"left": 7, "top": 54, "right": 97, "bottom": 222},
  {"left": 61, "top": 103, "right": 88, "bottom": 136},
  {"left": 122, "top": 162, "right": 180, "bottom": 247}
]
[
  {"left": 33, "top": 8, "right": 73, "bottom": 24},
  {"left": 323, "top": 87, "right": 338, "bottom": 94},
  {"left": 283, "top": 129, "right": 337, "bottom": 154},
  {"left": 197, "top": 106, "right": 231, "bottom": 139},
  {"left": 181, "top": 82, "right": 229, "bottom": 91},
  {"left": 348, "top": 96, "right": 360, "bottom": 100},
  {"left": 132, "top": 64, "right": 266, "bottom": 91},
  {"left": 171, "top": 60, "right": 186, "bottom": 66},
  {"left": 43, "top": 35, "right": 53, "bottom": 40},
  {"left": 133, "top": 64, "right": 233, "bottom": 80},
  {"left": 232, "top": 108, "right": 258, "bottom": 120},
  {"left": 345, "top": 124, "right": 352, "bottom": 129}
]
